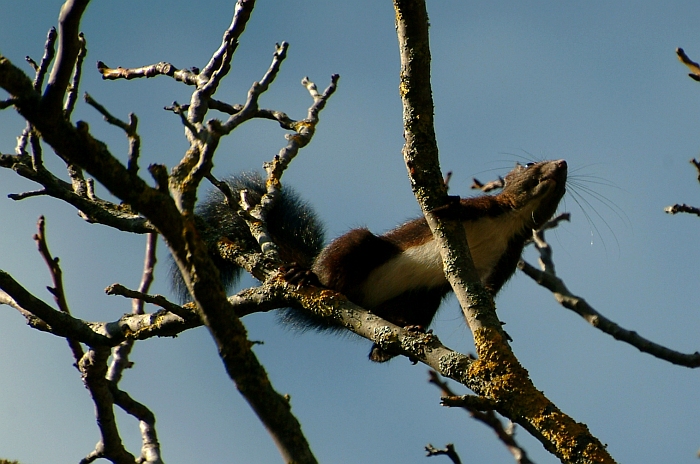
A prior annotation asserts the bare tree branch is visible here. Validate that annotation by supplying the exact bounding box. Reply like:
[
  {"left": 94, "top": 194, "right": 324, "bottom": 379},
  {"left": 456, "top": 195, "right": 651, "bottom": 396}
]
[
  {"left": 79, "top": 1, "right": 320, "bottom": 460},
  {"left": 676, "top": 47, "right": 700, "bottom": 81},
  {"left": 393, "top": 1, "right": 612, "bottom": 462},
  {"left": 220, "top": 42, "right": 289, "bottom": 133},
  {"left": 197, "top": 0, "right": 255, "bottom": 93},
  {"left": 44, "top": 0, "right": 90, "bottom": 113},
  {"left": 15, "top": 28, "right": 58, "bottom": 158},
  {"left": 33, "top": 216, "right": 85, "bottom": 364},
  {"left": 664, "top": 203, "right": 700, "bottom": 216},
  {"left": 109, "top": 383, "right": 163, "bottom": 464},
  {"left": 665, "top": 159, "right": 700, "bottom": 215},
  {"left": 97, "top": 60, "right": 199, "bottom": 85},
  {"left": 0, "top": 150, "right": 154, "bottom": 233},
  {"left": 425, "top": 443, "right": 462, "bottom": 464},
  {"left": 518, "top": 229, "right": 700, "bottom": 368},
  {"left": 78, "top": 347, "right": 137, "bottom": 464},
  {"left": 107, "top": 232, "right": 159, "bottom": 388},
  {"left": 31, "top": 27, "right": 58, "bottom": 91},
  {"left": 429, "top": 371, "right": 534, "bottom": 464},
  {"left": 84, "top": 93, "right": 141, "bottom": 175},
  {"left": 471, "top": 175, "right": 504, "bottom": 192},
  {"left": 63, "top": 32, "right": 86, "bottom": 118}
]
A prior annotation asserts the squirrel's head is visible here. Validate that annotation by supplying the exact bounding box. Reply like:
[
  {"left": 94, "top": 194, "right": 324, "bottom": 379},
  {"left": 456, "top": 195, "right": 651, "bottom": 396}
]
[{"left": 501, "top": 159, "right": 567, "bottom": 227}]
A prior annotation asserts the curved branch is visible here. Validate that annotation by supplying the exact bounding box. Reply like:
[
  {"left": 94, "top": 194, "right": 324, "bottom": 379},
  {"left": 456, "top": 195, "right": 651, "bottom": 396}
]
[
  {"left": 518, "top": 248, "right": 700, "bottom": 368},
  {"left": 0, "top": 152, "right": 154, "bottom": 234},
  {"left": 78, "top": 347, "right": 137, "bottom": 464},
  {"left": 677, "top": 47, "right": 700, "bottom": 82},
  {"left": 109, "top": 383, "right": 163, "bottom": 463},
  {"left": 0, "top": 270, "right": 112, "bottom": 345}
]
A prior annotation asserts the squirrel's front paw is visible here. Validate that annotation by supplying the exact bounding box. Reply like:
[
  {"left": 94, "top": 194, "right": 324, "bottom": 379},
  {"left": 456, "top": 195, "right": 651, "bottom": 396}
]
[{"left": 279, "top": 263, "right": 322, "bottom": 288}]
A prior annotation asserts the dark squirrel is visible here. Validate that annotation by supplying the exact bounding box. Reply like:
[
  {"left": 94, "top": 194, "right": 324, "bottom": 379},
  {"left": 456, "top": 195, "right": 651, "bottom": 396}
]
[{"left": 175, "top": 160, "right": 568, "bottom": 362}]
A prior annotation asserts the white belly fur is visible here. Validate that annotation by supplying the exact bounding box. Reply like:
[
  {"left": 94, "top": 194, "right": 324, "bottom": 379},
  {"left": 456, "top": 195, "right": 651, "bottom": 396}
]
[{"left": 359, "top": 211, "right": 528, "bottom": 307}]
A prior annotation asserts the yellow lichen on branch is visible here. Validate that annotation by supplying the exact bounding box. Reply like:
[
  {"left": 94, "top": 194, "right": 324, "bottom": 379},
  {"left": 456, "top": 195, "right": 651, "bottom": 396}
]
[{"left": 471, "top": 328, "right": 614, "bottom": 463}]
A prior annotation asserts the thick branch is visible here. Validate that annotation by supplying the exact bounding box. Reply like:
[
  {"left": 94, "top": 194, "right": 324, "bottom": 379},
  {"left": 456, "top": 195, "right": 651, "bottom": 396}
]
[
  {"left": 1, "top": 1, "right": 317, "bottom": 461},
  {"left": 0, "top": 270, "right": 111, "bottom": 345},
  {"left": 0, "top": 151, "right": 153, "bottom": 233},
  {"left": 44, "top": 0, "right": 90, "bottom": 113},
  {"left": 393, "top": 1, "right": 612, "bottom": 462}
]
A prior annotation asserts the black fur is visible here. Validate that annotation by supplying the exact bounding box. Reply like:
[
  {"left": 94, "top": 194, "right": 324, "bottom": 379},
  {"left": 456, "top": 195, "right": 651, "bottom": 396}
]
[{"left": 171, "top": 172, "right": 325, "bottom": 302}]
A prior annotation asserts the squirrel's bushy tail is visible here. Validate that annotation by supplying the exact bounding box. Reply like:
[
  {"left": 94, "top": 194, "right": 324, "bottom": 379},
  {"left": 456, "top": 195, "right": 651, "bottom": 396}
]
[{"left": 171, "top": 172, "right": 325, "bottom": 302}]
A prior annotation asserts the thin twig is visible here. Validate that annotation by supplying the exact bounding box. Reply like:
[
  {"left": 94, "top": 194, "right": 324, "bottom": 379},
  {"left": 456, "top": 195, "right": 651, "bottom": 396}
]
[
  {"left": 664, "top": 203, "right": 700, "bottom": 216},
  {"left": 15, "top": 28, "right": 59, "bottom": 157},
  {"left": 97, "top": 60, "right": 199, "bottom": 85},
  {"left": 106, "top": 232, "right": 159, "bottom": 386},
  {"left": 84, "top": 93, "right": 141, "bottom": 174},
  {"left": 519, "top": 229, "right": 700, "bottom": 368},
  {"left": 664, "top": 159, "right": 700, "bottom": 215},
  {"left": 676, "top": 48, "right": 700, "bottom": 81},
  {"left": 33, "top": 216, "right": 85, "bottom": 364},
  {"left": 64, "top": 32, "right": 86, "bottom": 118},
  {"left": 165, "top": 100, "right": 297, "bottom": 129},
  {"left": 425, "top": 444, "right": 462, "bottom": 464},
  {"left": 220, "top": 42, "right": 290, "bottom": 134},
  {"left": 428, "top": 371, "right": 534, "bottom": 464},
  {"left": 28, "top": 129, "right": 44, "bottom": 171},
  {"left": 32, "top": 27, "right": 58, "bottom": 91},
  {"left": 691, "top": 158, "right": 700, "bottom": 181},
  {"left": 43, "top": 0, "right": 90, "bottom": 113},
  {"left": 0, "top": 150, "right": 153, "bottom": 233},
  {"left": 264, "top": 75, "right": 339, "bottom": 180},
  {"left": 105, "top": 283, "right": 194, "bottom": 321},
  {"left": 471, "top": 176, "right": 504, "bottom": 192},
  {"left": 234, "top": 74, "right": 339, "bottom": 262}
]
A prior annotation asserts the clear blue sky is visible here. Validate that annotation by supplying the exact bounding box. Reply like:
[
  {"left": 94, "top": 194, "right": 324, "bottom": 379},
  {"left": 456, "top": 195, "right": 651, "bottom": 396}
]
[{"left": 1, "top": 1, "right": 700, "bottom": 463}]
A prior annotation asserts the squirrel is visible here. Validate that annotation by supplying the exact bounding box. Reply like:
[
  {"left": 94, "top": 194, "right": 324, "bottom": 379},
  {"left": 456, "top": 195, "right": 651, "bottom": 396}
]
[{"left": 174, "top": 160, "right": 568, "bottom": 362}]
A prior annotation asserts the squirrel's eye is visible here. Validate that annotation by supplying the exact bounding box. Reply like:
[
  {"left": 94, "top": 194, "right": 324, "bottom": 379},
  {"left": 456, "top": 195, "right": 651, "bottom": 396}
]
[{"left": 525, "top": 162, "right": 536, "bottom": 168}]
